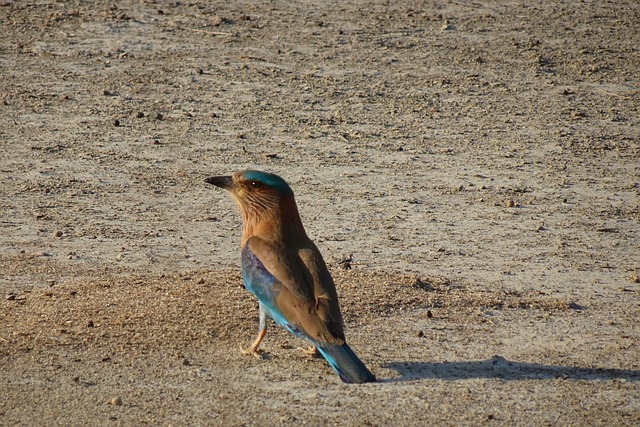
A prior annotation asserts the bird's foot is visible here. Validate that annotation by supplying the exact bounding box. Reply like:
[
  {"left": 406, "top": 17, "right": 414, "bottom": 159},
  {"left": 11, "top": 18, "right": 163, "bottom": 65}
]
[
  {"left": 240, "top": 344, "right": 265, "bottom": 360},
  {"left": 298, "top": 345, "right": 320, "bottom": 358}
]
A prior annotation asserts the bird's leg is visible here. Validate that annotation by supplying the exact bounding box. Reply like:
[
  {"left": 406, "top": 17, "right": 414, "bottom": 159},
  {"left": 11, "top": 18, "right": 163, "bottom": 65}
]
[{"left": 241, "top": 303, "right": 267, "bottom": 359}]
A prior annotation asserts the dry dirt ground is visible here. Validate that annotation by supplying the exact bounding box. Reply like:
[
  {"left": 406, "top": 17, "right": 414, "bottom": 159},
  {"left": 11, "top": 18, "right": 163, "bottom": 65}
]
[{"left": 1, "top": 1, "right": 639, "bottom": 425}]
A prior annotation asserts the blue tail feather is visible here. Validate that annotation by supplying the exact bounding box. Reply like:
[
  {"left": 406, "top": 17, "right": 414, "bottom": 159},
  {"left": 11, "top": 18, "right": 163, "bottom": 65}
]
[{"left": 317, "top": 344, "right": 376, "bottom": 384}]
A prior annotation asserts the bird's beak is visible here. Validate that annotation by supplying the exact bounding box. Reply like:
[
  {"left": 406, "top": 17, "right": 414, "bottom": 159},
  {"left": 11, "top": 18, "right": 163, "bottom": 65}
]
[{"left": 205, "top": 175, "right": 233, "bottom": 190}]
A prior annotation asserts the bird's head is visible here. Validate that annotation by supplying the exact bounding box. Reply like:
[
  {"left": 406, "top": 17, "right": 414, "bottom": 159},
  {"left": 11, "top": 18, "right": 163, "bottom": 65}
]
[{"left": 205, "top": 170, "right": 303, "bottom": 239}]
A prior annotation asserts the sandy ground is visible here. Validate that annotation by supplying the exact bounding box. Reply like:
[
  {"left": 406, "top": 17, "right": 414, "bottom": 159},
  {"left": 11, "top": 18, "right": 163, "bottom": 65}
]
[{"left": 1, "top": 0, "right": 639, "bottom": 425}]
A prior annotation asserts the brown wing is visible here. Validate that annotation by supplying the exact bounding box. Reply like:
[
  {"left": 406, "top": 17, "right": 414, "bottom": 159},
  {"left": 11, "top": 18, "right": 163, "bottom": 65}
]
[{"left": 246, "top": 236, "right": 345, "bottom": 345}]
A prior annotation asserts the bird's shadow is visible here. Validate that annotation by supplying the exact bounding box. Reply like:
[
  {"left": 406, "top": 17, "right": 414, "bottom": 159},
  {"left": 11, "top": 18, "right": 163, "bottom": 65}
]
[{"left": 383, "top": 355, "right": 640, "bottom": 383}]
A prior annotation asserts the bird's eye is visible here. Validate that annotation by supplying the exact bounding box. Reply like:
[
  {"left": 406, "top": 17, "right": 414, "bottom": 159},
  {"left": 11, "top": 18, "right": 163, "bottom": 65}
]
[{"left": 249, "top": 181, "right": 263, "bottom": 189}]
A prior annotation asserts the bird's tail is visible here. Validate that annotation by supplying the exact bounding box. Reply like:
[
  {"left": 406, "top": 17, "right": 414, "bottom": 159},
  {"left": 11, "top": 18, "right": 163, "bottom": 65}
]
[{"left": 317, "top": 343, "right": 376, "bottom": 384}]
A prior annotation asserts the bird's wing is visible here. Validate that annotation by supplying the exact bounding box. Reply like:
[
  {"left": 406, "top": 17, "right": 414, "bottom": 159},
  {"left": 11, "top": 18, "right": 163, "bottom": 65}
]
[{"left": 243, "top": 236, "right": 345, "bottom": 345}]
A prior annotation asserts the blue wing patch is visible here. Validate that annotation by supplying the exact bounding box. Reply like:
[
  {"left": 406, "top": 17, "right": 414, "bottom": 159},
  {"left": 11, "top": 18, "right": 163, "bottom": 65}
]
[{"left": 241, "top": 245, "right": 303, "bottom": 337}]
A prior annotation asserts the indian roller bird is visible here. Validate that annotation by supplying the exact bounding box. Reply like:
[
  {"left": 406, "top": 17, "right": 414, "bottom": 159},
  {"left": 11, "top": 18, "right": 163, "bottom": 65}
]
[{"left": 205, "top": 170, "right": 376, "bottom": 384}]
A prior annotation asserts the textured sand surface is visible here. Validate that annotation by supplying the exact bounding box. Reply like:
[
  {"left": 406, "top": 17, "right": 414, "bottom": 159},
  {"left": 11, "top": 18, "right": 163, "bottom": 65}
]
[{"left": 1, "top": 1, "right": 639, "bottom": 425}]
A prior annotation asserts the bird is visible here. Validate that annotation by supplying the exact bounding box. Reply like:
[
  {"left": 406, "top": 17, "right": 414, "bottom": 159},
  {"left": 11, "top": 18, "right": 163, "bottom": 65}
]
[{"left": 205, "top": 170, "right": 376, "bottom": 384}]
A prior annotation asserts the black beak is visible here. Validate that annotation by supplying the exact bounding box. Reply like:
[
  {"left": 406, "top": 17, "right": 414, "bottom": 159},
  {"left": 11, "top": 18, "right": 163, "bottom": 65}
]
[{"left": 205, "top": 175, "right": 233, "bottom": 189}]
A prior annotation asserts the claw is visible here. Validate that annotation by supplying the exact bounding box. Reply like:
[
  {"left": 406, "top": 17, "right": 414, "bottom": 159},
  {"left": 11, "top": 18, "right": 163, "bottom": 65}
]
[
  {"left": 299, "top": 345, "right": 320, "bottom": 357},
  {"left": 240, "top": 327, "right": 267, "bottom": 359},
  {"left": 240, "top": 344, "right": 265, "bottom": 359}
]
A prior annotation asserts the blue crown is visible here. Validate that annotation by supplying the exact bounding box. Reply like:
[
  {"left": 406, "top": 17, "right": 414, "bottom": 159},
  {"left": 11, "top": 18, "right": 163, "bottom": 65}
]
[{"left": 242, "top": 170, "right": 294, "bottom": 196}]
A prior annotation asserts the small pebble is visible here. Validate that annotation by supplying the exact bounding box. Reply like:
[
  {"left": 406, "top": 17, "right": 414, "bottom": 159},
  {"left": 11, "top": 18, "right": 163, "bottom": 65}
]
[
  {"left": 155, "top": 113, "right": 163, "bottom": 120},
  {"left": 112, "top": 119, "right": 120, "bottom": 127},
  {"left": 5, "top": 294, "right": 16, "bottom": 301},
  {"left": 182, "top": 358, "right": 191, "bottom": 366},
  {"left": 196, "top": 278, "right": 205, "bottom": 284},
  {"left": 87, "top": 320, "right": 95, "bottom": 328},
  {"left": 506, "top": 199, "right": 515, "bottom": 208},
  {"left": 196, "top": 67, "right": 204, "bottom": 74},
  {"left": 136, "top": 111, "right": 145, "bottom": 118},
  {"left": 426, "top": 310, "right": 433, "bottom": 318},
  {"left": 417, "top": 330, "right": 424, "bottom": 338},
  {"left": 54, "top": 230, "right": 63, "bottom": 237},
  {"left": 109, "top": 397, "right": 123, "bottom": 406},
  {"left": 568, "top": 301, "right": 584, "bottom": 310}
]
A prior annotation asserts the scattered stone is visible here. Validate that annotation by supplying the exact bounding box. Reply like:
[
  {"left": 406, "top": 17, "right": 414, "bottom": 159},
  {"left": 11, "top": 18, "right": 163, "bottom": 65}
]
[
  {"left": 338, "top": 254, "right": 353, "bottom": 270},
  {"left": 136, "top": 111, "right": 145, "bottom": 118},
  {"left": 54, "top": 230, "right": 63, "bottom": 237},
  {"left": 427, "top": 310, "right": 433, "bottom": 318},
  {"left": 111, "top": 119, "right": 120, "bottom": 127},
  {"left": 155, "top": 112, "right": 163, "bottom": 120},
  {"left": 109, "top": 397, "right": 123, "bottom": 406},
  {"left": 417, "top": 330, "right": 424, "bottom": 338},
  {"left": 196, "top": 278, "right": 205, "bottom": 284},
  {"left": 506, "top": 199, "right": 515, "bottom": 208},
  {"left": 441, "top": 20, "right": 454, "bottom": 31},
  {"left": 5, "top": 294, "right": 16, "bottom": 301},
  {"left": 182, "top": 358, "right": 191, "bottom": 366},
  {"left": 209, "top": 15, "right": 226, "bottom": 26},
  {"left": 87, "top": 320, "right": 94, "bottom": 327},
  {"left": 568, "top": 301, "right": 585, "bottom": 310}
]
